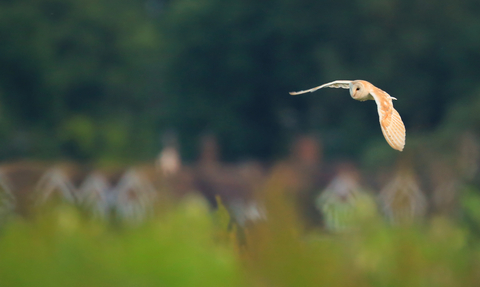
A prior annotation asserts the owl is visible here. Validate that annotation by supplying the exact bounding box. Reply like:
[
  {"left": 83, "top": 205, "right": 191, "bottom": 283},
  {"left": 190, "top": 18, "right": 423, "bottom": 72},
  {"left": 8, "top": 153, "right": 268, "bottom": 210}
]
[{"left": 290, "top": 80, "right": 405, "bottom": 151}]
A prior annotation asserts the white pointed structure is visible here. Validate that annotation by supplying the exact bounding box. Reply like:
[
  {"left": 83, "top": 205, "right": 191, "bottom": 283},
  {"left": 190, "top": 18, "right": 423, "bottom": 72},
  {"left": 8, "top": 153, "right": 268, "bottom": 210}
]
[
  {"left": 316, "top": 165, "right": 374, "bottom": 231},
  {"left": 113, "top": 169, "right": 157, "bottom": 224},
  {"left": 0, "top": 171, "right": 15, "bottom": 221},
  {"left": 78, "top": 172, "right": 112, "bottom": 219},
  {"left": 34, "top": 168, "right": 76, "bottom": 204},
  {"left": 379, "top": 170, "right": 427, "bottom": 224},
  {"left": 427, "top": 160, "right": 460, "bottom": 215}
]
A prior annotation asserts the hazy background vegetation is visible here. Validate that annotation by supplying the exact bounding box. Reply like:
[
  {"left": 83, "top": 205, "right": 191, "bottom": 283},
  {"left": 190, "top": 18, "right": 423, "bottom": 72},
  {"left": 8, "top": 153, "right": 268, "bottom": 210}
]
[
  {"left": 2, "top": 0, "right": 480, "bottom": 286},
  {"left": 1, "top": 0, "right": 479, "bottom": 164}
]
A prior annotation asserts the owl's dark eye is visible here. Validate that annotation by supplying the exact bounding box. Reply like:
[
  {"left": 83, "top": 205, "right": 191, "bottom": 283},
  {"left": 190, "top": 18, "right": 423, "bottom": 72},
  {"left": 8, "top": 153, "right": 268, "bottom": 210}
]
[{"left": 356, "top": 87, "right": 360, "bottom": 91}]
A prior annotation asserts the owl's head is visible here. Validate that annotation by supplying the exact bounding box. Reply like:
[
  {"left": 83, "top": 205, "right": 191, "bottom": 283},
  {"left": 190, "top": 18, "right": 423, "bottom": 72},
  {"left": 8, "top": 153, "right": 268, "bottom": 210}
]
[{"left": 349, "top": 81, "right": 370, "bottom": 101}]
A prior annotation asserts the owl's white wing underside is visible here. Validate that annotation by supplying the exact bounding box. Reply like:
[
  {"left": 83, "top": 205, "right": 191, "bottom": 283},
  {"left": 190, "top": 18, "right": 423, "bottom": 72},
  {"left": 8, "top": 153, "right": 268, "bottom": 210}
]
[
  {"left": 370, "top": 88, "right": 406, "bottom": 151},
  {"left": 289, "top": 80, "right": 351, "bottom": 95}
]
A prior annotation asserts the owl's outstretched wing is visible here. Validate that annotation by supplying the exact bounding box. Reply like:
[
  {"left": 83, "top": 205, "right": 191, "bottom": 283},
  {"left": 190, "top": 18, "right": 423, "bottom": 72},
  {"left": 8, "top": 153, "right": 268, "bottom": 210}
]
[
  {"left": 370, "top": 87, "right": 406, "bottom": 151},
  {"left": 289, "top": 80, "right": 352, "bottom": 95}
]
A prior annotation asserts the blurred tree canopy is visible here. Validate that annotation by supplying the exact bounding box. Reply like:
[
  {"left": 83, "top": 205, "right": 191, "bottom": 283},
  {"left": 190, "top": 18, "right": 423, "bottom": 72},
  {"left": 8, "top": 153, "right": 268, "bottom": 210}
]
[
  {"left": 0, "top": 0, "right": 163, "bottom": 163},
  {"left": 0, "top": 0, "right": 480, "bottom": 163}
]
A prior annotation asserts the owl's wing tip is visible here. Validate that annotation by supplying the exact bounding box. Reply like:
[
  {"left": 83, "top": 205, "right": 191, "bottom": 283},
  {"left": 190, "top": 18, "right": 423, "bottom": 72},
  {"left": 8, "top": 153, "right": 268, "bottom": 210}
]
[
  {"left": 381, "top": 122, "right": 405, "bottom": 151},
  {"left": 290, "top": 90, "right": 310, "bottom": 95},
  {"left": 387, "top": 136, "right": 405, "bottom": 152}
]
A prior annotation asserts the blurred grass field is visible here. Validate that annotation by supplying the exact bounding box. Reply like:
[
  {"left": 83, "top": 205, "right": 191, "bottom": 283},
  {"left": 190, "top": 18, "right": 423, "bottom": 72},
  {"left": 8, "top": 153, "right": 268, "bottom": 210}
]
[{"left": 1, "top": 170, "right": 480, "bottom": 287}]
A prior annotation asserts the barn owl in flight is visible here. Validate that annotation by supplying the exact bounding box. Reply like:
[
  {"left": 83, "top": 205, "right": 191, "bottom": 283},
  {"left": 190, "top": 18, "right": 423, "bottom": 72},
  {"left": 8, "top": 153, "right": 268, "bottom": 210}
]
[{"left": 290, "top": 80, "right": 405, "bottom": 151}]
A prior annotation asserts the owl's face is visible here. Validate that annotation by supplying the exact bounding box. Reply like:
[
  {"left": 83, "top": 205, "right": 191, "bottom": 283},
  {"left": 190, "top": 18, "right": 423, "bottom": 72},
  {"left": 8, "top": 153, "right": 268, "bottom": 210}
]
[{"left": 349, "top": 81, "right": 370, "bottom": 101}]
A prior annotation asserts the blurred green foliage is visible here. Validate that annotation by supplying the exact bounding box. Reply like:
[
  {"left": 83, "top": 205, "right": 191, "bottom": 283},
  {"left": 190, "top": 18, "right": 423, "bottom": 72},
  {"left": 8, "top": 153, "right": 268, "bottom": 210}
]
[
  {"left": 0, "top": 195, "right": 244, "bottom": 287},
  {"left": 0, "top": 0, "right": 162, "bottom": 163},
  {"left": 2, "top": 178, "right": 480, "bottom": 286},
  {"left": 1, "top": 0, "right": 480, "bottom": 162}
]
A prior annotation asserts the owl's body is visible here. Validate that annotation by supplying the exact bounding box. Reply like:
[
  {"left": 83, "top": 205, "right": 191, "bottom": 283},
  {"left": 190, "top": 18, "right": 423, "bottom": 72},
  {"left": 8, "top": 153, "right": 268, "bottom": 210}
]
[{"left": 290, "top": 80, "right": 406, "bottom": 151}]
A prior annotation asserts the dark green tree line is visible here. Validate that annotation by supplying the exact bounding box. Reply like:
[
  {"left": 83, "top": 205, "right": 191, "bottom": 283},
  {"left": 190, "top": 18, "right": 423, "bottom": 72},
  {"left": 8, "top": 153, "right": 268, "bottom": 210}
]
[
  {"left": 157, "top": 0, "right": 480, "bottom": 160},
  {"left": 0, "top": 0, "right": 162, "bottom": 163},
  {"left": 1, "top": 0, "right": 480, "bottom": 162}
]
